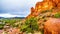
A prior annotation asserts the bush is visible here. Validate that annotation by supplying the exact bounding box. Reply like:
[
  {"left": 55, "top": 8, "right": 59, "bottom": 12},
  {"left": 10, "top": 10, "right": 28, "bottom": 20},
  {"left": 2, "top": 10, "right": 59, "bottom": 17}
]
[{"left": 20, "top": 17, "right": 39, "bottom": 33}]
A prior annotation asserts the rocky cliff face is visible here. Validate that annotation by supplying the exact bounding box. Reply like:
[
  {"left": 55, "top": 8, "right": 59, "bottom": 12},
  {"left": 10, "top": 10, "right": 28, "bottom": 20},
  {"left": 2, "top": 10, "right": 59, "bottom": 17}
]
[
  {"left": 26, "top": 0, "right": 60, "bottom": 34},
  {"left": 26, "top": 0, "right": 60, "bottom": 19}
]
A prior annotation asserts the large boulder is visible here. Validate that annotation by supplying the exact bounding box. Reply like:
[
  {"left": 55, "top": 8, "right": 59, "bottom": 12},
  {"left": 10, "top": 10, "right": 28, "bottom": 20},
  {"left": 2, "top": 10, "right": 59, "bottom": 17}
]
[{"left": 44, "top": 18, "right": 60, "bottom": 34}]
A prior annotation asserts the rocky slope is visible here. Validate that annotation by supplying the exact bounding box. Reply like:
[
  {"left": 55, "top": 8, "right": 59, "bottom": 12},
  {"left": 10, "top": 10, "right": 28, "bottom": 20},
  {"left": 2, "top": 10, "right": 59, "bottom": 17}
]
[{"left": 25, "top": 0, "right": 60, "bottom": 34}]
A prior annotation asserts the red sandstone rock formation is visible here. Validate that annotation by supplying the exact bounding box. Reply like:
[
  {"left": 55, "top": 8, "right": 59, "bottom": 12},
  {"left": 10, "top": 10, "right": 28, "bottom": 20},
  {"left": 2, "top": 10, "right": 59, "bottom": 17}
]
[
  {"left": 44, "top": 18, "right": 60, "bottom": 34},
  {"left": 26, "top": 0, "right": 60, "bottom": 34},
  {"left": 26, "top": 0, "right": 55, "bottom": 19}
]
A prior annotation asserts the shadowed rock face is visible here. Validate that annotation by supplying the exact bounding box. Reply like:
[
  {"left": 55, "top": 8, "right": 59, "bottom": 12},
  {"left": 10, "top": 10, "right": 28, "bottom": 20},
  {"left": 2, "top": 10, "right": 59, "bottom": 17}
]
[
  {"left": 44, "top": 0, "right": 60, "bottom": 4},
  {"left": 44, "top": 0, "right": 60, "bottom": 8},
  {"left": 44, "top": 18, "right": 60, "bottom": 34}
]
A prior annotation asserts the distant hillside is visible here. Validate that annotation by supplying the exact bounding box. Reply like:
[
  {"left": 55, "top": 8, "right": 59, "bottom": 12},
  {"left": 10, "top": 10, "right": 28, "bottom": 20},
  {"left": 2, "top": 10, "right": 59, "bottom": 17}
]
[
  {"left": 14, "top": 17, "right": 25, "bottom": 19},
  {"left": 0, "top": 17, "right": 25, "bottom": 19},
  {"left": 0, "top": 17, "right": 4, "bottom": 19}
]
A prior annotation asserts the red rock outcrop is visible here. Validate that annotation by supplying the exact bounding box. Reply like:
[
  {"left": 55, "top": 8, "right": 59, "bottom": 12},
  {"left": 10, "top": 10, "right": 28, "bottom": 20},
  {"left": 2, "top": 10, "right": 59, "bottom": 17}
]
[
  {"left": 26, "top": 0, "right": 60, "bottom": 34},
  {"left": 26, "top": 0, "right": 57, "bottom": 19},
  {"left": 44, "top": 18, "right": 60, "bottom": 34}
]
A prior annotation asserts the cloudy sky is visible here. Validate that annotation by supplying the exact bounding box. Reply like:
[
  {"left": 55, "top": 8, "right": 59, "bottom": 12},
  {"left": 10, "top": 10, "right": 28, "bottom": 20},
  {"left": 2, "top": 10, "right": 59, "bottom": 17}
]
[{"left": 0, "top": 0, "right": 43, "bottom": 18}]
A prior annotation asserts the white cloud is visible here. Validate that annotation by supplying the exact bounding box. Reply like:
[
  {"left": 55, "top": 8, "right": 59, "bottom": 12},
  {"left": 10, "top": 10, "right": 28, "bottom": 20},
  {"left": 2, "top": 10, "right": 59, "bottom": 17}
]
[
  {"left": 1, "top": 0, "right": 43, "bottom": 9},
  {"left": 0, "top": 13, "right": 20, "bottom": 18},
  {"left": 0, "top": 0, "right": 43, "bottom": 17}
]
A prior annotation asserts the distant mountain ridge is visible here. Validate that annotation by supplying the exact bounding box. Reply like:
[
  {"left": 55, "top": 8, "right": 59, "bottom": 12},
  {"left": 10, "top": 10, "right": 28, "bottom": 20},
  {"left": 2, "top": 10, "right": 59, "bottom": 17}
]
[
  {"left": 0, "top": 17, "right": 25, "bottom": 19},
  {"left": 14, "top": 17, "right": 25, "bottom": 19},
  {"left": 0, "top": 17, "right": 4, "bottom": 19}
]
